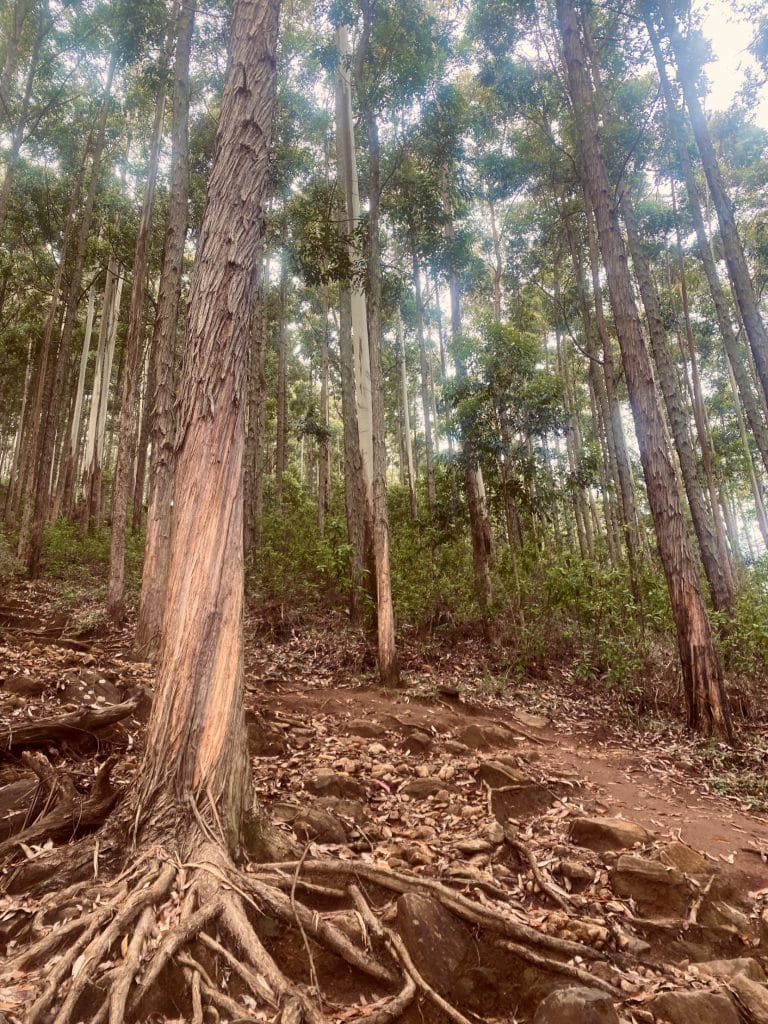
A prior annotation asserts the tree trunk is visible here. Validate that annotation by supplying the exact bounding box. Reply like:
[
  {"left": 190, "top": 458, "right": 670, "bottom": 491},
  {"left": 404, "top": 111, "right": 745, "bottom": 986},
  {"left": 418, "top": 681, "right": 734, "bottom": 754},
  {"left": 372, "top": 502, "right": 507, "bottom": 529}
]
[
  {"left": 133, "top": 0, "right": 281, "bottom": 852},
  {"left": 365, "top": 110, "right": 399, "bottom": 686},
  {"left": 58, "top": 282, "right": 97, "bottom": 518},
  {"left": 317, "top": 286, "right": 331, "bottom": 535},
  {"left": 558, "top": 0, "right": 732, "bottom": 740},
  {"left": 654, "top": 0, "right": 768, "bottom": 410},
  {"left": 397, "top": 309, "right": 417, "bottom": 518},
  {"left": 644, "top": 14, "right": 768, "bottom": 479},
  {"left": 275, "top": 251, "right": 288, "bottom": 499},
  {"left": 131, "top": 330, "right": 154, "bottom": 533},
  {"left": 412, "top": 249, "right": 436, "bottom": 509},
  {"left": 620, "top": 190, "right": 735, "bottom": 615},
  {"left": 136, "top": 0, "right": 196, "bottom": 657},
  {"left": 244, "top": 258, "right": 268, "bottom": 557}
]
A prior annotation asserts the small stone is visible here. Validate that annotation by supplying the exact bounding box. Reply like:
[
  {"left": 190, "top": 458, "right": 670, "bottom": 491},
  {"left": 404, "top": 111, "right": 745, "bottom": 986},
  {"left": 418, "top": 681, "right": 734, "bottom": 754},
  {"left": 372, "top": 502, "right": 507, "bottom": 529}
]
[
  {"left": 367, "top": 742, "right": 387, "bottom": 756},
  {"left": 415, "top": 764, "right": 430, "bottom": 778},
  {"left": 658, "top": 841, "right": 718, "bottom": 878},
  {"left": 556, "top": 859, "right": 594, "bottom": 883},
  {"left": 444, "top": 739, "right": 469, "bottom": 755},
  {"left": 456, "top": 838, "right": 493, "bottom": 855},
  {"left": 696, "top": 958, "right": 766, "bottom": 983},
  {"left": 569, "top": 816, "right": 651, "bottom": 852},
  {"left": 346, "top": 718, "right": 386, "bottom": 738},
  {"left": 458, "top": 722, "right": 515, "bottom": 750},
  {"left": 402, "top": 731, "right": 432, "bottom": 754},
  {"left": 314, "top": 797, "right": 366, "bottom": 824},
  {"left": 400, "top": 778, "right": 446, "bottom": 799},
  {"left": 491, "top": 781, "right": 559, "bottom": 822},
  {"left": 513, "top": 709, "right": 549, "bottom": 729},
  {"left": 305, "top": 771, "right": 366, "bottom": 800},
  {"left": 649, "top": 990, "right": 740, "bottom": 1024},
  {"left": 532, "top": 986, "right": 619, "bottom": 1024},
  {"left": 485, "top": 821, "right": 504, "bottom": 844},
  {"left": 434, "top": 789, "right": 452, "bottom": 804},
  {"left": 477, "top": 760, "right": 529, "bottom": 788}
]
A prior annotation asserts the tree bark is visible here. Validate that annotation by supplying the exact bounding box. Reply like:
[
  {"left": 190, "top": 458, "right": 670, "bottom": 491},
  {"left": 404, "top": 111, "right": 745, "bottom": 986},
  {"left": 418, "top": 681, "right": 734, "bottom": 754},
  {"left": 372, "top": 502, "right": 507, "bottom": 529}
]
[
  {"left": 620, "top": 190, "right": 735, "bottom": 615},
  {"left": 644, "top": 13, "right": 768, "bottom": 479},
  {"left": 412, "top": 249, "right": 436, "bottom": 510},
  {"left": 397, "top": 309, "right": 417, "bottom": 518},
  {"left": 558, "top": 0, "right": 732, "bottom": 740},
  {"left": 275, "top": 251, "right": 288, "bottom": 499},
  {"left": 317, "top": 286, "right": 332, "bottom": 535},
  {"left": 133, "top": 0, "right": 281, "bottom": 852},
  {"left": 136, "top": 0, "right": 196, "bottom": 657},
  {"left": 654, "top": 0, "right": 768, "bottom": 411},
  {"left": 244, "top": 258, "right": 268, "bottom": 557}
]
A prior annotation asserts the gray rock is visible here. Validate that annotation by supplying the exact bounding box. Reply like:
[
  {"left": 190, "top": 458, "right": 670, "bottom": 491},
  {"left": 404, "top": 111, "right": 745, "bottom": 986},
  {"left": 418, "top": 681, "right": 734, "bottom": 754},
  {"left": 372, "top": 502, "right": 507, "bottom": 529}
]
[
  {"left": 401, "top": 731, "right": 432, "bottom": 754},
  {"left": 314, "top": 797, "right": 366, "bottom": 823},
  {"left": 491, "top": 781, "right": 559, "bottom": 822},
  {"left": 569, "top": 816, "right": 651, "bottom": 852},
  {"left": 532, "top": 986, "right": 619, "bottom": 1024},
  {"left": 305, "top": 771, "right": 366, "bottom": 800},
  {"left": 476, "top": 760, "right": 529, "bottom": 788},
  {"left": 610, "top": 854, "right": 689, "bottom": 918},
  {"left": 394, "top": 893, "right": 471, "bottom": 995},
  {"left": 729, "top": 973, "right": 768, "bottom": 1024},
  {"left": 696, "top": 958, "right": 766, "bottom": 983},
  {"left": 649, "top": 990, "right": 740, "bottom": 1024},
  {"left": 444, "top": 739, "right": 469, "bottom": 755}
]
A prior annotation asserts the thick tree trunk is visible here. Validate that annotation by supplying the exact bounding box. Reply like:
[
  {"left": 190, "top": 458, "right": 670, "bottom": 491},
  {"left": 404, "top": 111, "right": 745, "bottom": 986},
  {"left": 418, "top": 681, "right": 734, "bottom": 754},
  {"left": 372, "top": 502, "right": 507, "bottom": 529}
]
[
  {"left": 108, "top": 39, "right": 171, "bottom": 622},
  {"left": 621, "top": 191, "right": 735, "bottom": 615},
  {"left": 559, "top": 0, "right": 732, "bottom": 740},
  {"left": 136, "top": 0, "right": 196, "bottom": 657},
  {"left": 133, "top": 0, "right": 281, "bottom": 852},
  {"left": 654, "top": 0, "right": 768, "bottom": 410}
]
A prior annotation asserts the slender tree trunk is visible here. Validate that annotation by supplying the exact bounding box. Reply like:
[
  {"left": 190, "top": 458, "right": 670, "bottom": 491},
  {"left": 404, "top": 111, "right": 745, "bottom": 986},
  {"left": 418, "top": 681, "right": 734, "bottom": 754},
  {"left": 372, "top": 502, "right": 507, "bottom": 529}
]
[
  {"left": 654, "top": 0, "right": 768, "bottom": 409},
  {"left": 644, "top": 15, "right": 768, "bottom": 478},
  {"left": 365, "top": 111, "right": 399, "bottom": 685},
  {"left": 317, "top": 286, "right": 331, "bottom": 535},
  {"left": 275, "top": 252, "right": 288, "bottom": 498},
  {"left": 559, "top": 0, "right": 732, "bottom": 740},
  {"left": 133, "top": 0, "right": 280, "bottom": 851},
  {"left": 58, "top": 282, "right": 97, "bottom": 517},
  {"left": 621, "top": 191, "right": 735, "bottom": 615},
  {"left": 23, "top": 54, "right": 116, "bottom": 576},
  {"left": 412, "top": 250, "right": 436, "bottom": 509},
  {"left": 108, "top": 44, "right": 171, "bottom": 622},
  {"left": 136, "top": 0, "right": 196, "bottom": 656},
  {"left": 244, "top": 259, "right": 268, "bottom": 557},
  {"left": 397, "top": 309, "right": 417, "bottom": 518},
  {"left": 131, "top": 331, "right": 155, "bottom": 533},
  {"left": 489, "top": 199, "right": 503, "bottom": 321}
]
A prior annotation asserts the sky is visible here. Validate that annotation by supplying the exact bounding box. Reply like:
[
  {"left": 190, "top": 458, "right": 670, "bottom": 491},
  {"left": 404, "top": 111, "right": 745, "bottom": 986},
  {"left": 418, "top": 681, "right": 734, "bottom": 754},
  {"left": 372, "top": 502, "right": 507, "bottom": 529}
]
[{"left": 695, "top": 0, "right": 768, "bottom": 128}]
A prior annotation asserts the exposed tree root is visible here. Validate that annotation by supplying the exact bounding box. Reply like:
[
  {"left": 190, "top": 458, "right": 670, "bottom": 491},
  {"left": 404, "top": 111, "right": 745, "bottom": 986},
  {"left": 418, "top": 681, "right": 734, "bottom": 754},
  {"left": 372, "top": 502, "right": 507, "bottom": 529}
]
[
  {"left": 0, "top": 699, "right": 138, "bottom": 754},
  {"left": 0, "top": 833, "right": 652, "bottom": 1024}
]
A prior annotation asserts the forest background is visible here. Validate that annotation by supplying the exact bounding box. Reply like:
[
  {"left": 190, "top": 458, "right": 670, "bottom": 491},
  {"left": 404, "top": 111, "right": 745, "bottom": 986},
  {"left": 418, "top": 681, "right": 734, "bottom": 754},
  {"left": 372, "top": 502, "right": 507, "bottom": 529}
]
[{"left": 2, "top": 0, "right": 768, "bottom": 751}]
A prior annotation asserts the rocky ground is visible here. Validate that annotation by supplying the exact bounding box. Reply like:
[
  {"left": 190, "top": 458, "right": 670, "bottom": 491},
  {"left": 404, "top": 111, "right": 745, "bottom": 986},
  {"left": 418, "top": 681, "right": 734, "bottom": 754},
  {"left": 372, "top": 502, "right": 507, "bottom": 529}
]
[{"left": 0, "top": 585, "right": 767, "bottom": 1023}]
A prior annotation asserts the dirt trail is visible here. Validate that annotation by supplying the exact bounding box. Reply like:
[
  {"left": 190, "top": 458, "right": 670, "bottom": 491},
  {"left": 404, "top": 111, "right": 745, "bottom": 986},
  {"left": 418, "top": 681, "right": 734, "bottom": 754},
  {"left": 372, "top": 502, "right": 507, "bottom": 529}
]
[{"left": 250, "top": 679, "right": 768, "bottom": 893}]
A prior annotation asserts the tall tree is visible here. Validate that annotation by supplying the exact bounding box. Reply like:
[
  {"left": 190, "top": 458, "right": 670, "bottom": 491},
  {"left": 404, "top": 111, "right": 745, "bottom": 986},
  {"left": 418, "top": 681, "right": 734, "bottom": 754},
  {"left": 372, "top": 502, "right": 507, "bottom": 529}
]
[{"left": 558, "top": 0, "right": 732, "bottom": 739}]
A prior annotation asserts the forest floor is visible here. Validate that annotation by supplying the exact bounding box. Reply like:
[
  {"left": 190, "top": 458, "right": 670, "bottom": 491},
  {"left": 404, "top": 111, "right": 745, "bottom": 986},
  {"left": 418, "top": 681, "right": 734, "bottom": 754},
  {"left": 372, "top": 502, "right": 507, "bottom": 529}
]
[{"left": 0, "top": 580, "right": 767, "bottom": 1022}]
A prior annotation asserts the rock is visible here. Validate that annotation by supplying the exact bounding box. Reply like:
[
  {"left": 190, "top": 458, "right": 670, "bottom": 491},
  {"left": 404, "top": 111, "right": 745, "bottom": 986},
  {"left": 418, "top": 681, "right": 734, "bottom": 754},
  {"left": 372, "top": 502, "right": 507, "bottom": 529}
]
[
  {"left": 394, "top": 893, "right": 471, "bottom": 995},
  {"left": 246, "top": 714, "right": 287, "bottom": 757},
  {"left": 400, "top": 778, "right": 449, "bottom": 799},
  {"left": 700, "top": 900, "right": 752, "bottom": 934},
  {"left": 569, "top": 816, "right": 651, "bottom": 852},
  {"left": 314, "top": 797, "right": 366, "bottom": 824},
  {"left": 649, "top": 990, "right": 740, "bottom": 1024},
  {"left": 456, "top": 838, "right": 493, "bottom": 855},
  {"left": 3, "top": 674, "right": 46, "bottom": 697},
  {"left": 458, "top": 722, "right": 515, "bottom": 750},
  {"left": 555, "top": 859, "right": 594, "bottom": 888},
  {"left": 610, "top": 855, "right": 689, "bottom": 918},
  {"left": 444, "top": 739, "right": 469, "bottom": 755},
  {"left": 346, "top": 718, "right": 386, "bottom": 739},
  {"left": 729, "top": 974, "right": 768, "bottom": 1024},
  {"left": 491, "top": 781, "right": 560, "bottom": 822},
  {"left": 293, "top": 808, "right": 348, "bottom": 844},
  {"left": 657, "top": 841, "right": 715, "bottom": 877},
  {"left": 439, "top": 684, "right": 461, "bottom": 699},
  {"left": 513, "top": 710, "right": 549, "bottom": 730},
  {"left": 477, "top": 760, "right": 529, "bottom": 788},
  {"left": 402, "top": 731, "right": 432, "bottom": 754},
  {"left": 697, "top": 958, "right": 766, "bottom": 983},
  {"left": 305, "top": 771, "right": 366, "bottom": 800},
  {"left": 57, "top": 669, "right": 123, "bottom": 705},
  {"left": 367, "top": 742, "right": 387, "bottom": 756},
  {"left": 532, "top": 986, "right": 619, "bottom": 1024}
]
